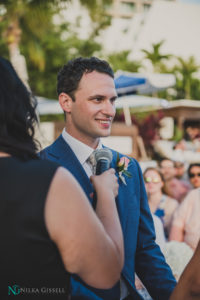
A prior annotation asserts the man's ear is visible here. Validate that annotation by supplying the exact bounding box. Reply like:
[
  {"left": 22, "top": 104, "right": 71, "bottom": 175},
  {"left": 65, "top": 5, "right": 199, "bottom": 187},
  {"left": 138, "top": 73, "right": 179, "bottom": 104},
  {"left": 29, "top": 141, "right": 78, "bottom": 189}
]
[{"left": 59, "top": 93, "right": 73, "bottom": 113}]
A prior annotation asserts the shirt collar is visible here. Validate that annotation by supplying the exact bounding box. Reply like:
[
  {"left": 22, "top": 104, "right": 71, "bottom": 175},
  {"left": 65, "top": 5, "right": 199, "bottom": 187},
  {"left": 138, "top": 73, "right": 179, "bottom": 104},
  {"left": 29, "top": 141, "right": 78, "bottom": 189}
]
[{"left": 62, "top": 128, "right": 102, "bottom": 165}]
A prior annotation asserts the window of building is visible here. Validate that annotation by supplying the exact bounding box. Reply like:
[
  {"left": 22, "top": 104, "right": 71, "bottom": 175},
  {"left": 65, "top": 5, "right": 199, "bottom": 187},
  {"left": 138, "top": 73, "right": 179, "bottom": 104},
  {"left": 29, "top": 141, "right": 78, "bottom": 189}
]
[
  {"left": 120, "top": 2, "right": 135, "bottom": 14},
  {"left": 144, "top": 3, "right": 151, "bottom": 12}
]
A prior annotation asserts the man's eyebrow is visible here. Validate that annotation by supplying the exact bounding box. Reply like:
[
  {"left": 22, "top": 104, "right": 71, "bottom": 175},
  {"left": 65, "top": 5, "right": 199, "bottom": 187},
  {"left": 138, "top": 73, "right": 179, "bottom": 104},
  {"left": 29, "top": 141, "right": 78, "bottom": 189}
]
[
  {"left": 111, "top": 95, "right": 117, "bottom": 101},
  {"left": 88, "top": 94, "right": 105, "bottom": 100},
  {"left": 88, "top": 94, "right": 118, "bottom": 101}
]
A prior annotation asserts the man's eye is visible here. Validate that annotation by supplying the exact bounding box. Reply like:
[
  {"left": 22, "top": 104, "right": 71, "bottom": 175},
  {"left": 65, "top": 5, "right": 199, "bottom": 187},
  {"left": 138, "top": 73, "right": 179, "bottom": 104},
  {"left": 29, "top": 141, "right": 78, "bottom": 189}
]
[
  {"left": 94, "top": 97, "right": 102, "bottom": 102},
  {"left": 110, "top": 98, "right": 117, "bottom": 104}
]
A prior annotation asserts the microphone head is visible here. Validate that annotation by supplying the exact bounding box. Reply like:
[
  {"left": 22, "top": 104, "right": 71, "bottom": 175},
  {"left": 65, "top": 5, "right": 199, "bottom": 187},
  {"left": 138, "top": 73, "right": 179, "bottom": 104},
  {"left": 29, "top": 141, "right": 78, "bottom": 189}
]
[{"left": 93, "top": 148, "right": 113, "bottom": 164}]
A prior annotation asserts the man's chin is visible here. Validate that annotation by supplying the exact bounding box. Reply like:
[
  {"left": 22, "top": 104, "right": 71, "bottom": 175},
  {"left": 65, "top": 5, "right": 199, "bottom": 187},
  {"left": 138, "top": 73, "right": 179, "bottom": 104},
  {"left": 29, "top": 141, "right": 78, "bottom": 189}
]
[{"left": 99, "top": 130, "right": 111, "bottom": 138}]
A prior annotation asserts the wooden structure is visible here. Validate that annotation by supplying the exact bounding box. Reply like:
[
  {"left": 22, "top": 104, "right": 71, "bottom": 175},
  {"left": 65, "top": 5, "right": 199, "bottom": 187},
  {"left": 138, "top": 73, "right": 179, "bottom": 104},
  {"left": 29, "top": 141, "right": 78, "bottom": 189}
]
[
  {"left": 54, "top": 121, "right": 148, "bottom": 161},
  {"left": 162, "top": 100, "right": 200, "bottom": 131}
]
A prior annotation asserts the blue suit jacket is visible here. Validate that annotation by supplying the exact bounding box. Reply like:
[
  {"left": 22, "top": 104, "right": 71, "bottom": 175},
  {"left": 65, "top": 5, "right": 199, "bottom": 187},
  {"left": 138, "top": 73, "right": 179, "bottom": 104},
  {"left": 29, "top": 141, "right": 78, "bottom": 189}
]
[{"left": 40, "top": 135, "right": 176, "bottom": 300}]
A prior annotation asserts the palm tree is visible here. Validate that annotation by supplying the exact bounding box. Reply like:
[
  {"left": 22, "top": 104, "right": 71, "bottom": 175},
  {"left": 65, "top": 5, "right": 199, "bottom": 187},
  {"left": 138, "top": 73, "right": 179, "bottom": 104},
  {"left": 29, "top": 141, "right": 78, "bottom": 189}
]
[
  {"left": 173, "top": 56, "right": 200, "bottom": 99},
  {"left": 0, "top": 0, "right": 113, "bottom": 87},
  {"left": 0, "top": 0, "right": 66, "bottom": 86},
  {"left": 107, "top": 50, "right": 141, "bottom": 73},
  {"left": 80, "top": 0, "right": 113, "bottom": 38},
  {"left": 142, "top": 40, "right": 171, "bottom": 72}
]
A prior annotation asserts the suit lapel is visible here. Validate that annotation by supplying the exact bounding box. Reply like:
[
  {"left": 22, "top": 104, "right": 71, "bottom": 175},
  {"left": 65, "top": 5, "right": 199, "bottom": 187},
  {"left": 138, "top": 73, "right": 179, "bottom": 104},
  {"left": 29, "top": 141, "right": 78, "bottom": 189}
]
[
  {"left": 102, "top": 147, "right": 129, "bottom": 231},
  {"left": 48, "top": 138, "right": 132, "bottom": 223},
  {"left": 48, "top": 135, "right": 94, "bottom": 204}
]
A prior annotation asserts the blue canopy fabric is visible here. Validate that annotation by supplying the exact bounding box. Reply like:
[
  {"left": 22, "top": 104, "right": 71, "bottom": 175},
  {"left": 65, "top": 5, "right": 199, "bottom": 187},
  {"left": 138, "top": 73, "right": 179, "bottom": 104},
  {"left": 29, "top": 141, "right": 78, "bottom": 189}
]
[
  {"left": 114, "top": 71, "right": 176, "bottom": 96},
  {"left": 114, "top": 75, "right": 146, "bottom": 95}
]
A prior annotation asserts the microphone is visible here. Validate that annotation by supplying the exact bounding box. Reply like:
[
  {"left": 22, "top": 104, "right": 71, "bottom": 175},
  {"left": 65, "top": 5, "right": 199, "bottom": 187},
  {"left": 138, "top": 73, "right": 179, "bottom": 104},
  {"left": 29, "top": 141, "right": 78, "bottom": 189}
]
[
  {"left": 94, "top": 148, "right": 113, "bottom": 175},
  {"left": 92, "top": 149, "right": 113, "bottom": 209}
]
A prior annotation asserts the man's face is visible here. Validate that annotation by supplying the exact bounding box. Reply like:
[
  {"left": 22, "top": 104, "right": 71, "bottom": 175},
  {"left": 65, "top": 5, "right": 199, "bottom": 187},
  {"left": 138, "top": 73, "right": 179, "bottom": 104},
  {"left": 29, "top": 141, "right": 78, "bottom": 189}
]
[
  {"left": 65, "top": 71, "right": 117, "bottom": 147},
  {"left": 175, "top": 162, "right": 185, "bottom": 178},
  {"left": 189, "top": 166, "right": 200, "bottom": 188},
  {"left": 160, "top": 160, "right": 176, "bottom": 181}
]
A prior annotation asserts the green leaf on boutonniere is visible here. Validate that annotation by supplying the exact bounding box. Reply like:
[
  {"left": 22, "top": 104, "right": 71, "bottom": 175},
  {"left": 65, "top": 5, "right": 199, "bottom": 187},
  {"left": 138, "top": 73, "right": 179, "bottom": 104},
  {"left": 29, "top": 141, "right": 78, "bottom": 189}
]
[
  {"left": 117, "top": 152, "right": 120, "bottom": 163},
  {"left": 123, "top": 170, "right": 132, "bottom": 178},
  {"left": 118, "top": 163, "right": 125, "bottom": 172}
]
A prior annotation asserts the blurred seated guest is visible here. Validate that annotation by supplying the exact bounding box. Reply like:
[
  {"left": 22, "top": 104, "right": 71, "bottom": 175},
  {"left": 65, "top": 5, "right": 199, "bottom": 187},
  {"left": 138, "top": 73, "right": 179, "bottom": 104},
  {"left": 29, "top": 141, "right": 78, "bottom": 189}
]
[
  {"left": 0, "top": 57, "right": 124, "bottom": 298},
  {"left": 174, "top": 160, "right": 189, "bottom": 182},
  {"left": 173, "top": 139, "right": 187, "bottom": 151},
  {"left": 159, "top": 159, "right": 191, "bottom": 203},
  {"left": 144, "top": 167, "right": 178, "bottom": 237},
  {"left": 154, "top": 139, "right": 200, "bottom": 164},
  {"left": 186, "top": 125, "right": 200, "bottom": 152},
  {"left": 169, "top": 188, "right": 200, "bottom": 251},
  {"left": 170, "top": 239, "right": 200, "bottom": 300},
  {"left": 188, "top": 163, "right": 200, "bottom": 189}
]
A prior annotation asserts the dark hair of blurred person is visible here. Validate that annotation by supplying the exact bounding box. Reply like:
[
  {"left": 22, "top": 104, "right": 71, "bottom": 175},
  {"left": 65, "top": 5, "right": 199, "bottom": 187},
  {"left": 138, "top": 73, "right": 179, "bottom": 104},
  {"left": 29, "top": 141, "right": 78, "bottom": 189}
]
[
  {"left": 187, "top": 163, "right": 200, "bottom": 189},
  {"left": 0, "top": 57, "right": 38, "bottom": 160},
  {"left": 0, "top": 57, "right": 124, "bottom": 298}
]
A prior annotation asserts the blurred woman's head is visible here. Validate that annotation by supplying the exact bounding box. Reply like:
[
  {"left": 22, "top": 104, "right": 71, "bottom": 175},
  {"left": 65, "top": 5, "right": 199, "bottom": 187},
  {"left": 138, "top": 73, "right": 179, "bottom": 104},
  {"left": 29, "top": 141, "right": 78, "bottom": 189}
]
[
  {"left": 188, "top": 163, "right": 200, "bottom": 189},
  {"left": 143, "top": 167, "right": 164, "bottom": 196},
  {"left": 0, "top": 57, "right": 38, "bottom": 160}
]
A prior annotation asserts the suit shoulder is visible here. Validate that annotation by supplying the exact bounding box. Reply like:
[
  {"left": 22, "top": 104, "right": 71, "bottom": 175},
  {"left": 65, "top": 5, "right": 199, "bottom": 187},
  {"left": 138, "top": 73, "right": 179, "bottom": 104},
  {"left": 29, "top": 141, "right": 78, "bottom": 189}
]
[
  {"left": 39, "top": 136, "right": 63, "bottom": 160},
  {"left": 39, "top": 145, "right": 51, "bottom": 160}
]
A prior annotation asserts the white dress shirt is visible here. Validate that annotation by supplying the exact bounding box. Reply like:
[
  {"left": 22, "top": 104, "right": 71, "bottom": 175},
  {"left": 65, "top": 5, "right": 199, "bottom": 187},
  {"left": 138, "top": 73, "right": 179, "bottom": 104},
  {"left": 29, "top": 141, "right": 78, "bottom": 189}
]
[{"left": 62, "top": 129, "right": 102, "bottom": 177}]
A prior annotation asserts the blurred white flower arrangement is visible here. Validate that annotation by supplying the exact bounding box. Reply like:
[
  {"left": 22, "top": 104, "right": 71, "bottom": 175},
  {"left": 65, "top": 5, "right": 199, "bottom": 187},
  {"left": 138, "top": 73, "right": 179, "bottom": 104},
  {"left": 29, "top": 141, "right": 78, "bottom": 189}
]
[{"left": 163, "top": 241, "right": 194, "bottom": 280}]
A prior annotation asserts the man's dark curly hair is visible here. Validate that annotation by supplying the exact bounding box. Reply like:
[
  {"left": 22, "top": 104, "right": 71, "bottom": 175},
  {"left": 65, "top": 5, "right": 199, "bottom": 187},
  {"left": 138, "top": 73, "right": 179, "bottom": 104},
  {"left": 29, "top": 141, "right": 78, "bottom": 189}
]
[{"left": 57, "top": 57, "right": 114, "bottom": 101}]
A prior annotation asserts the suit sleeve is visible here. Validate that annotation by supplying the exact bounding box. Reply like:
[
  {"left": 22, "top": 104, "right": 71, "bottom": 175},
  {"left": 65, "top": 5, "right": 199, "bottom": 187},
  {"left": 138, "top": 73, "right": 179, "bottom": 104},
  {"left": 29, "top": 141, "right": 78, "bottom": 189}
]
[{"left": 133, "top": 160, "right": 176, "bottom": 300}]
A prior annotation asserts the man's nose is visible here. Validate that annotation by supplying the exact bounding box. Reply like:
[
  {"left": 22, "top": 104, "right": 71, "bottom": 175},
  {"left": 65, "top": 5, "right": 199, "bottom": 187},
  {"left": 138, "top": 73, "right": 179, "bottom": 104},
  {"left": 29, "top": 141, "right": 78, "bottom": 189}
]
[{"left": 102, "top": 100, "right": 116, "bottom": 117}]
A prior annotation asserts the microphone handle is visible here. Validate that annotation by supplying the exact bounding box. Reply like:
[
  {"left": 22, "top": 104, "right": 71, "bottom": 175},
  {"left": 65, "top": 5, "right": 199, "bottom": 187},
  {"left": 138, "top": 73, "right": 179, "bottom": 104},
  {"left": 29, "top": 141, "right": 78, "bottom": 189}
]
[
  {"left": 96, "top": 159, "right": 110, "bottom": 175},
  {"left": 93, "top": 159, "right": 110, "bottom": 209}
]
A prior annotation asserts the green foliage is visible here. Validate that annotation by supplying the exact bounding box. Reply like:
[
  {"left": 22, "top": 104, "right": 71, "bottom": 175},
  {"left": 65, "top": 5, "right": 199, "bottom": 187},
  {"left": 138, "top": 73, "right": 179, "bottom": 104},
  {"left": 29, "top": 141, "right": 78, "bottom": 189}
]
[
  {"left": 65, "top": 35, "right": 102, "bottom": 58},
  {"left": 107, "top": 50, "right": 141, "bottom": 73},
  {"left": 0, "top": 0, "right": 64, "bottom": 70},
  {"left": 141, "top": 41, "right": 200, "bottom": 100},
  {"left": 0, "top": 0, "right": 113, "bottom": 98},
  {"left": 39, "top": 114, "right": 64, "bottom": 122},
  {"left": 172, "top": 56, "right": 200, "bottom": 99},
  {"left": 1, "top": 1, "right": 200, "bottom": 103},
  {"left": 142, "top": 40, "right": 172, "bottom": 72},
  {"left": 173, "top": 125, "right": 184, "bottom": 142},
  {"left": 80, "top": 0, "right": 112, "bottom": 37}
]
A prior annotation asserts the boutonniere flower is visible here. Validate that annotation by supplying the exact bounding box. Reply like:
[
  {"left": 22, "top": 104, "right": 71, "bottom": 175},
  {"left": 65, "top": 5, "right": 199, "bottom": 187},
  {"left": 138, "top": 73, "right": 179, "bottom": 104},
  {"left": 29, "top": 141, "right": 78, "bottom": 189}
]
[{"left": 116, "top": 153, "right": 132, "bottom": 185}]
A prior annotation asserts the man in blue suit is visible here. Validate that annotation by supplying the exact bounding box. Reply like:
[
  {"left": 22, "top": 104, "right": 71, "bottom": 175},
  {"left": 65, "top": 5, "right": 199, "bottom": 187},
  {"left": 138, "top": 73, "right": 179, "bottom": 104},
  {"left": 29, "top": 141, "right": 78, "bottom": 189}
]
[{"left": 40, "top": 57, "right": 176, "bottom": 300}]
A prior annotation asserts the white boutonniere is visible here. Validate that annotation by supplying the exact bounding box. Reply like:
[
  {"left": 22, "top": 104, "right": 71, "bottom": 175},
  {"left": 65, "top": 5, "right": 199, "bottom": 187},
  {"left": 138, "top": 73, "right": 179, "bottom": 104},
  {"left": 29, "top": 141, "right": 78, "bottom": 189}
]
[{"left": 116, "top": 153, "right": 132, "bottom": 185}]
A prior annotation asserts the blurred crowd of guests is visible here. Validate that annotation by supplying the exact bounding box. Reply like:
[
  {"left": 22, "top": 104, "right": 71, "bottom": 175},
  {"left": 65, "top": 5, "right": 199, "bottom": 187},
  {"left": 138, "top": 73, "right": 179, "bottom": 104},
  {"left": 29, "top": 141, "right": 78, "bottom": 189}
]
[
  {"left": 144, "top": 159, "right": 200, "bottom": 251},
  {"left": 136, "top": 158, "right": 200, "bottom": 299},
  {"left": 154, "top": 123, "right": 200, "bottom": 165}
]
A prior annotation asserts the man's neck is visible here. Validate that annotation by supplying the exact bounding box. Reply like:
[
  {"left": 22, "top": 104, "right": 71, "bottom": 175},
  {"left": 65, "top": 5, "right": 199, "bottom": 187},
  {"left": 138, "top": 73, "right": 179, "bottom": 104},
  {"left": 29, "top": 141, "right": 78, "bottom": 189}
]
[{"left": 64, "top": 128, "right": 100, "bottom": 149}]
